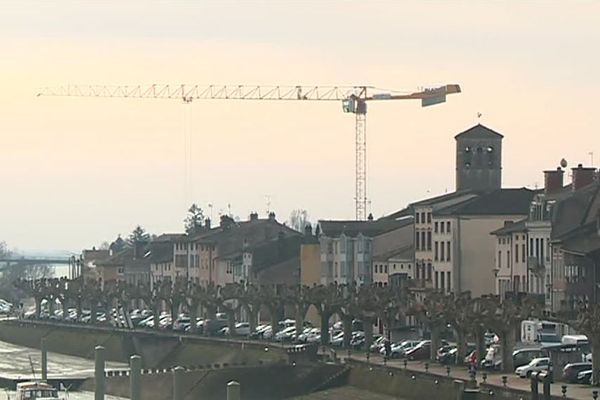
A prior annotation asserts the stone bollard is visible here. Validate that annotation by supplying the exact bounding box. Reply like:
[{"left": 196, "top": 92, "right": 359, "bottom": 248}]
[
  {"left": 95, "top": 346, "right": 105, "bottom": 400},
  {"left": 130, "top": 355, "right": 142, "bottom": 400},
  {"left": 454, "top": 380, "right": 465, "bottom": 400},
  {"left": 227, "top": 381, "right": 241, "bottom": 400},
  {"left": 41, "top": 338, "right": 48, "bottom": 381},
  {"left": 173, "top": 366, "right": 184, "bottom": 400}
]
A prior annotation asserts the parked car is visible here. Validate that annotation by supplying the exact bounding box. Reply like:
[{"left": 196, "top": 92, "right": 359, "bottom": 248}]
[
  {"left": 562, "top": 362, "right": 592, "bottom": 383},
  {"left": 515, "top": 357, "right": 551, "bottom": 378},
  {"left": 369, "top": 336, "right": 386, "bottom": 353},
  {"left": 577, "top": 369, "right": 592, "bottom": 385},
  {"left": 250, "top": 324, "right": 271, "bottom": 339},
  {"left": 173, "top": 316, "right": 191, "bottom": 332},
  {"left": 384, "top": 340, "right": 420, "bottom": 359},
  {"left": 513, "top": 348, "right": 547, "bottom": 368},
  {"left": 406, "top": 340, "right": 432, "bottom": 360},
  {"left": 275, "top": 326, "right": 297, "bottom": 342}
]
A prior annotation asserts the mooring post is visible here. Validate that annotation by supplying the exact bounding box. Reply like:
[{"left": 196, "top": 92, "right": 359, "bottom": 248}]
[
  {"left": 130, "top": 355, "right": 142, "bottom": 400},
  {"left": 41, "top": 338, "right": 48, "bottom": 381},
  {"left": 227, "top": 381, "right": 240, "bottom": 400},
  {"left": 95, "top": 345, "right": 105, "bottom": 400},
  {"left": 173, "top": 366, "right": 184, "bottom": 400}
]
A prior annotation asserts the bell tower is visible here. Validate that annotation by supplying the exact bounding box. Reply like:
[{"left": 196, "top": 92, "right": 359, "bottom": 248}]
[{"left": 455, "top": 124, "right": 503, "bottom": 192}]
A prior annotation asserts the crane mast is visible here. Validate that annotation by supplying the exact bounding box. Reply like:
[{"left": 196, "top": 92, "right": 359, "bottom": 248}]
[{"left": 38, "top": 83, "right": 460, "bottom": 220}]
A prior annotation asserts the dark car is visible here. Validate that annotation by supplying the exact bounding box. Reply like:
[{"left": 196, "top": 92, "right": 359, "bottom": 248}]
[
  {"left": 407, "top": 340, "right": 433, "bottom": 360},
  {"left": 563, "top": 362, "right": 592, "bottom": 383}
]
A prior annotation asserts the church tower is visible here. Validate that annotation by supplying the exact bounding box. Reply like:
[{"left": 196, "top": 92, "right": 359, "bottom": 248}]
[{"left": 455, "top": 124, "right": 503, "bottom": 192}]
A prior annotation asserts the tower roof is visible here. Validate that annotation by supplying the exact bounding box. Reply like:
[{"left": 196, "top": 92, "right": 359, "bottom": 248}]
[{"left": 455, "top": 123, "right": 504, "bottom": 140}]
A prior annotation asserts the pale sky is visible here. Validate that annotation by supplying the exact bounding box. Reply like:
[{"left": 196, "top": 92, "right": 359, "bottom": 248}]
[{"left": 1, "top": 1, "right": 599, "bottom": 252}]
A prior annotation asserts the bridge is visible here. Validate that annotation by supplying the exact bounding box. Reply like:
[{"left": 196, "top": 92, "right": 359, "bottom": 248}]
[{"left": 0, "top": 256, "right": 82, "bottom": 277}]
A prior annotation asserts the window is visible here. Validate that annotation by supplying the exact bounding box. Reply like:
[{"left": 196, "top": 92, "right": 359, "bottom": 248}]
[
  {"left": 384, "top": 265, "right": 388, "bottom": 274},
  {"left": 498, "top": 251, "right": 502, "bottom": 268},
  {"left": 416, "top": 213, "right": 420, "bottom": 224},
  {"left": 540, "top": 238, "right": 544, "bottom": 262},
  {"left": 427, "top": 213, "right": 432, "bottom": 223},
  {"left": 422, "top": 232, "right": 427, "bottom": 250},
  {"left": 440, "top": 271, "right": 445, "bottom": 290},
  {"left": 434, "top": 242, "right": 439, "bottom": 261},
  {"left": 434, "top": 222, "right": 439, "bottom": 233},
  {"left": 530, "top": 238, "right": 534, "bottom": 256},
  {"left": 507, "top": 251, "right": 511, "bottom": 270},
  {"left": 435, "top": 271, "right": 439, "bottom": 288},
  {"left": 447, "top": 272, "right": 451, "bottom": 291},
  {"left": 447, "top": 241, "right": 451, "bottom": 262},
  {"left": 427, "top": 232, "right": 432, "bottom": 250},
  {"left": 416, "top": 232, "right": 421, "bottom": 250},
  {"left": 416, "top": 262, "right": 420, "bottom": 279},
  {"left": 427, "top": 263, "right": 432, "bottom": 280},
  {"left": 522, "top": 244, "right": 526, "bottom": 263},
  {"left": 421, "top": 212, "right": 426, "bottom": 224},
  {"left": 447, "top": 221, "right": 451, "bottom": 232},
  {"left": 440, "top": 242, "right": 445, "bottom": 261}
]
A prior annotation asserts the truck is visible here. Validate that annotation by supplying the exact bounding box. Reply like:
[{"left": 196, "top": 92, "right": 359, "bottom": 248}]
[{"left": 521, "top": 319, "right": 572, "bottom": 347}]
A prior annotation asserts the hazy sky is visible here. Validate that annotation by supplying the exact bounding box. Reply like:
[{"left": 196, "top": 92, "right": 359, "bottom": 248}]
[{"left": 1, "top": 1, "right": 599, "bottom": 252}]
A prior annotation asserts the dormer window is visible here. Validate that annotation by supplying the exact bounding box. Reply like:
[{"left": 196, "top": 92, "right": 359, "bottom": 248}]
[{"left": 487, "top": 146, "right": 494, "bottom": 153}]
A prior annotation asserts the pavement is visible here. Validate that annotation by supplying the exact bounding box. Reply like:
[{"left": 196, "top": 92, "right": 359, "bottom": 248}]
[
  {"left": 347, "top": 352, "right": 599, "bottom": 400},
  {"left": 290, "top": 386, "right": 400, "bottom": 400}
]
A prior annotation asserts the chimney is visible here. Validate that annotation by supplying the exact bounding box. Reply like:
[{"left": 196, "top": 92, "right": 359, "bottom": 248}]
[
  {"left": 249, "top": 212, "right": 259, "bottom": 221},
  {"left": 220, "top": 215, "right": 234, "bottom": 229},
  {"left": 268, "top": 212, "right": 276, "bottom": 221},
  {"left": 204, "top": 218, "right": 211, "bottom": 229},
  {"left": 367, "top": 213, "right": 374, "bottom": 221},
  {"left": 572, "top": 164, "right": 597, "bottom": 191},
  {"left": 304, "top": 223, "right": 313, "bottom": 237},
  {"left": 544, "top": 167, "right": 564, "bottom": 194}
]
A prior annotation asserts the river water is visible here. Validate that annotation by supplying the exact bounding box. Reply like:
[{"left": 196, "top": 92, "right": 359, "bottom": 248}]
[{"left": 0, "top": 339, "right": 127, "bottom": 399}]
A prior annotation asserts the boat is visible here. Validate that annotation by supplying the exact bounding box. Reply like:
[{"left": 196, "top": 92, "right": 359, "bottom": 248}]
[{"left": 14, "top": 381, "right": 63, "bottom": 399}]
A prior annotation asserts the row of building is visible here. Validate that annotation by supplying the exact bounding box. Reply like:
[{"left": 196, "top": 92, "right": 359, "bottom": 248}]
[{"left": 79, "top": 124, "right": 600, "bottom": 318}]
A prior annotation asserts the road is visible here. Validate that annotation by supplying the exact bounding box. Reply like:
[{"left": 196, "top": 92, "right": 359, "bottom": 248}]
[{"left": 349, "top": 352, "right": 599, "bottom": 400}]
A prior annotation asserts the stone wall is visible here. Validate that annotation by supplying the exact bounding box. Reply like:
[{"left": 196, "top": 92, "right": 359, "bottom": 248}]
[{"left": 0, "top": 320, "right": 285, "bottom": 368}]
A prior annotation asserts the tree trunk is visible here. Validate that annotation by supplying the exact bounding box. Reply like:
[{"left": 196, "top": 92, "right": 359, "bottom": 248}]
[
  {"left": 188, "top": 303, "right": 198, "bottom": 333},
  {"left": 456, "top": 329, "right": 467, "bottom": 365},
  {"left": 592, "top": 340, "right": 600, "bottom": 386},
  {"left": 320, "top": 311, "right": 331, "bottom": 346},
  {"left": 295, "top": 305, "right": 306, "bottom": 334},
  {"left": 35, "top": 298, "right": 42, "bottom": 319},
  {"left": 153, "top": 305, "right": 160, "bottom": 330},
  {"left": 76, "top": 298, "right": 83, "bottom": 322},
  {"left": 90, "top": 302, "right": 97, "bottom": 324},
  {"left": 245, "top": 304, "right": 258, "bottom": 334},
  {"left": 430, "top": 324, "right": 441, "bottom": 361},
  {"left": 270, "top": 308, "right": 280, "bottom": 338},
  {"left": 342, "top": 315, "right": 353, "bottom": 349},
  {"left": 227, "top": 310, "right": 236, "bottom": 336},
  {"left": 501, "top": 328, "right": 515, "bottom": 373},
  {"left": 475, "top": 325, "right": 486, "bottom": 366},
  {"left": 364, "top": 317, "right": 374, "bottom": 350},
  {"left": 62, "top": 299, "right": 69, "bottom": 320}
]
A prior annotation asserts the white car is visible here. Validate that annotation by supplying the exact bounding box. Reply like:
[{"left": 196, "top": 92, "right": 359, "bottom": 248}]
[{"left": 515, "top": 357, "right": 551, "bottom": 378}]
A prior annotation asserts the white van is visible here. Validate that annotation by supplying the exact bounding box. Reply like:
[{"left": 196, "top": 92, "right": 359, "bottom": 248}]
[{"left": 561, "top": 335, "right": 588, "bottom": 346}]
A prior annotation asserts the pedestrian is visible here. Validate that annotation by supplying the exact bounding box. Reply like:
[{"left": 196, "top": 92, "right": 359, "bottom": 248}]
[{"left": 384, "top": 338, "right": 392, "bottom": 360}]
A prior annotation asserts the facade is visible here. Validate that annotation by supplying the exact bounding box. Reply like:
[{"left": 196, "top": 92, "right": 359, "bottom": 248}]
[
  {"left": 319, "top": 217, "right": 413, "bottom": 285},
  {"left": 491, "top": 220, "right": 528, "bottom": 299}
]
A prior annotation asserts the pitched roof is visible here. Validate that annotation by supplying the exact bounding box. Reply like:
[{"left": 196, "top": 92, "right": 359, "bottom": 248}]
[
  {"left": 193, "top": 218, "right": 301, "bottom": 256},
  {"left": 551, "top": 182, "right": 600, "bottom": 240},
  {"left": 454, "top": 123, "right": 504, "bottom": 140},
  {"left": 491, "top": 219, "right": 528, "bottom": 236},
  {"left": 437, "top": 188, "right": 536, "bottom": 216},
  {"left": 410, "top": 189, "right": 478, "bottom": 208},
  {"left": 559, "top": 221, "right": 600, "bottom": 256},
  {"left": 380, "top": 206, "right": 413, "bottom": 221},
  {"left": 373, "top": 245, "right": 414, "bottom": 262},
  {"left": 318, "top": 217, "right": 413, "bottom": 238}
]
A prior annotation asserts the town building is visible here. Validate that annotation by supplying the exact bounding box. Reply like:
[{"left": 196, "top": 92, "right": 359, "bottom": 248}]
[{"left": 318, "top": 216, "right": 413, "bottom": 285}]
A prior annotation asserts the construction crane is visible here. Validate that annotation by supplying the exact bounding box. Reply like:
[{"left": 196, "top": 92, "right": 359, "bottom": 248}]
[{"left": 38, "top": 83, "right": 461, "bottom": 220}]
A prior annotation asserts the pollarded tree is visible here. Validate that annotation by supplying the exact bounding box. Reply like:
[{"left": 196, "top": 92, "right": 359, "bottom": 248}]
[
  {"left": 183, "top": 281, "right": 204, "bottom": 333},
  {"left": 308, "top": 283, "right": 344, "bottom": 346},
  {"left": 259, "top": 284, "right": 288, "bottom": 337},
  {"left": 415, "top": 290, "right": 449, "bottom": 361},
  {"left": 218, "top": 283, "right": 244, "bottom": 336},
  {"left": 237, "top": 283, "right": 262, "bottom": 334},
  {"left": 286, "top": 284, "right": 313, "bottom": 337},
  {"left": 163, "top": 279, "right": 188, "bottom": 324}
]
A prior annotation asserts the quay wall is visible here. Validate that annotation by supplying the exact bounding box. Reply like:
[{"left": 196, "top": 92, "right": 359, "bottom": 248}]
[{"left": 0, "top": 320, "right": 285, "bottom": 368}]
